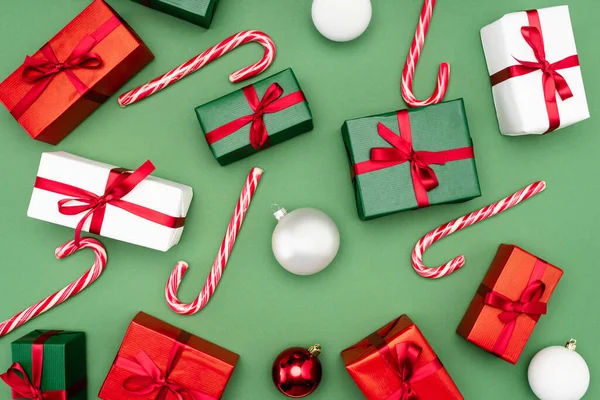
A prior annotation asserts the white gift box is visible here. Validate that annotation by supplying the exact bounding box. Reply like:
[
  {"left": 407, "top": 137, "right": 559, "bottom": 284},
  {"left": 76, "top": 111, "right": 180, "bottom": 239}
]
[
  {"left": 27, "top": 152, "right": 193, "bottom": 251},
  {"left": 481, "top": 5, "right": 589, "bottom": 135}
]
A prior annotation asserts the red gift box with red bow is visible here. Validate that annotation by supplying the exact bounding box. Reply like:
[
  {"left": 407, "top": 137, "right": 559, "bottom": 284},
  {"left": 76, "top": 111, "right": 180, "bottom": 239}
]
[
  {"left": 0, "top": 0, "right": 153, "bottom": 145},
  {"left": 98, "top": 312, "right": 239, "bottom": 400},
  {"left": 457, "top": 244, "right": 563, "bottom": 364}
]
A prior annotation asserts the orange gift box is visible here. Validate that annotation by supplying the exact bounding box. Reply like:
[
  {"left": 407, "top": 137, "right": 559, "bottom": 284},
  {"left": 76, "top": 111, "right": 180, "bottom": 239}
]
[
  {"left": 0, "top": 0, "right": 153, "bottom": 145},
  {"left": 341, "top": 315, "right": 463, "bottom": 400},
  {"left": 457, "top": 244, "right": 563, "bottom": 364},
  {"left": 98, "top": 312, "right": 239, "bottom": 400}
]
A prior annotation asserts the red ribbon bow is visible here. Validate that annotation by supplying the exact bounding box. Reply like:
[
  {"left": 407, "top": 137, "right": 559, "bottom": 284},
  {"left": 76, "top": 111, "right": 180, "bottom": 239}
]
[
  {"left": 205, "top": 83, "right": 306, "bottom": 150},
  {"left": 1, "top": 363, "right": 44, "bottom": 400},
  {"left": 353, "top": 110, "right": 474, "bottom": 207},
  {"left": 11, "top": 16, "right": 121, "bottom": 120},
  {"left": 490, "top": 10, "right": 580, "bottom": 133},
  {"left": 34, "top": 160, "right": 186, "bottom": 247},
  {"left": 482, "top": 259, "right": 547, "bottom": 356},
  {"left": 115, "top": 340, "right": 216, "bottom": 400},
  {"left": 384, "top": 343, "right": 443, "bottom": 400}
]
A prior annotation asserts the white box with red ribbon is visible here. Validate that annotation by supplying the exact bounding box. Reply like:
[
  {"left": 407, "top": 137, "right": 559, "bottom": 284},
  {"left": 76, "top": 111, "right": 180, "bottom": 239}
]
[
  {"left": 27, "top": 152, "right": 193, "bottom": 251},
  {"left": 481, "top": 5, "right": 589, "bottom": 135}
]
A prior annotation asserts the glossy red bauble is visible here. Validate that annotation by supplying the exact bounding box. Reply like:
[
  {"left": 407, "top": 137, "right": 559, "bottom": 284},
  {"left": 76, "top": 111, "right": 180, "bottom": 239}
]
[{"left": 272, "top": 345, "right": 322, "bottom": 398}]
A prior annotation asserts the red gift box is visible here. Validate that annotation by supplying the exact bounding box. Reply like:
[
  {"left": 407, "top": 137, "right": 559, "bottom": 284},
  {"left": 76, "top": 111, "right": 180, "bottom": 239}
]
[
  {"left": 98, "top": 312, "right": 239, "bottom": 400},
  {"left": 457, "top": 244, "right": 563, "bottom": 364},
  {"left": 341, "top": 315, "right": 463, "bottom": 400},
  {"left": 0, "top": 0, "right": 153, "bottom": 145}
]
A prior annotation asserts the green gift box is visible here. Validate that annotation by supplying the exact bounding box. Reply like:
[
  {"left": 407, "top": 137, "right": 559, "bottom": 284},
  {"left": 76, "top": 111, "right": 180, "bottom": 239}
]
[
  {"left": 342, "top": 99, "right": 481, "bottom": 220},
  {"left": 195, "top": 68, "right": 313, "bottom": 166},
  {"left": 130, "top": 0, "right": 219, "bottom": 28},
  {"left": 2, "top": 330, "right": 87, "bottom": 399}
]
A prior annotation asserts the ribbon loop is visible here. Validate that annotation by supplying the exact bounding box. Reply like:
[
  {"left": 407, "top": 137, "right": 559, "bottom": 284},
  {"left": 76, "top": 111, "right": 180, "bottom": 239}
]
[{"left": 1, "top": 363, "right": 43, "bottom": 400}]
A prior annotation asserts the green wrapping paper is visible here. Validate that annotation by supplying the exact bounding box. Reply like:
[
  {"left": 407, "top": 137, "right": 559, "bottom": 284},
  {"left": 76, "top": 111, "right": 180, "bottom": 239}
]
[
  {"left": 130, "top": 0, "right": 219, "bottom": 28},
  {"left": 195, "top": 68, "right": 313, "bottom": 166},
  {"left": 10, "top": 330, "right": 87, "bottom": 400},
  {"left": 342, "top": 99, "right": 481, "bottom": 220}
]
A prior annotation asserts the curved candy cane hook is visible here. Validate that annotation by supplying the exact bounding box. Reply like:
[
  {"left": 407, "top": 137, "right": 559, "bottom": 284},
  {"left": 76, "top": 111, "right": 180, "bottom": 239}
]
[
  {"left": 412, "top": 181, "right": 547, "bottom": 279},
  {"left": 0, "top": 238, "right": 107, "bottom": 338},
  {"left": 165, "top": 168, "right": 263, "bottom": 315},
  {"left": 401, "top": 0, "right": 450, "bottom": 107},
  {"left": 119, "top": 30, "right": 276, "bottom": 107}
]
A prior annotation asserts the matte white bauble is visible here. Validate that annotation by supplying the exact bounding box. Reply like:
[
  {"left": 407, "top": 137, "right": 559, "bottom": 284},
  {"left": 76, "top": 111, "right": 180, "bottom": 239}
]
[
  {"left": 311, "top": 0, "right": 372, "bottom": 42},
  {"left": 528, "top": 339, "right": 590, "bottom": 400},
  {"left": 272, "top": 206, "right": 340, "bottom": 275}
]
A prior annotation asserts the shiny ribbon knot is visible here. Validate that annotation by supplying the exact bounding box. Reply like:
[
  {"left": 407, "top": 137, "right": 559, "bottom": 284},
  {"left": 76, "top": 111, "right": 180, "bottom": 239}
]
[
  {"left": 384, "top": 342, "right": 443, "bottom": 400},
  {"left": 484, "top": 280, "right": 547, "bottom": 323},
  {"left": 483, "top": 279, "right": 546, "bottom": 356},
  {"left": 1, "top": 363, "right": 43, "bottom": 400},
  {"left": 514, "top": 26, "right": 574, "bottom": 104},
  {"left": 371, "top": 123, "right": 442, "bottom": 193},
  {"left": 204, "top": 83, "right": 306, "bottom": 150},
  {"left": 116, "top": 348, "right": 216, "bottom": 400}
]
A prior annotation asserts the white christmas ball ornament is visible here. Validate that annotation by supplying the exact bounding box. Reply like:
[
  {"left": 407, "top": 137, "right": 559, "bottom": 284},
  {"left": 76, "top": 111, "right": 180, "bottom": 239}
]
[
  {"left": 528, "top": 339, "right": 590, "bottom": 400},
  {"left": 311, "top": 0, "right": 372, "bottom": 42},
  {"left": 272, "top": 206, "right": 340, "bottom": 275}
]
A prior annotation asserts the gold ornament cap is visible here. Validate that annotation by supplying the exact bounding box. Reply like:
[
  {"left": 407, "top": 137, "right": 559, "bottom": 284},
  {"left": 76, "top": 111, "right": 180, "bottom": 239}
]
[
  {"left": 565, "top": 338, "right": 577, "bottom": 351},
  {"left": 308, "top": 344, "right": 321, "bottom": 358}
]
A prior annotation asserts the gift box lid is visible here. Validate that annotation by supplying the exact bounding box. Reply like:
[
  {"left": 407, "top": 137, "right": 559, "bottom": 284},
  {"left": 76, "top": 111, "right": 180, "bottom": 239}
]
[
  {"left": 133, "top": 0, "right": 219, "bottom": 28},
  {"left": 342, "top": 99, "right": 480, "bottom": 220},
  {"left": 342, "top": 315, "right": 462, "bottom": 400},
  {"left": 11, "top": 330, "right": 86, "bottom": 396},
  {"left": 195, "top": 67, "right": 313, "bottom": 165},
  {"left": 457, "top": 244, "right": 563, "bottom": 364},
  {"left": 98, "top": 312, "right": 239, "bottom": 400},
  {"left": 0, "top": 0, "right": 154, "bottom": 144}
]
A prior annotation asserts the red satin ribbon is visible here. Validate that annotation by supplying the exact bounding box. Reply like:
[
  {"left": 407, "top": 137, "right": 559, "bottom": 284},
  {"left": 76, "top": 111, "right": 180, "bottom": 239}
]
[
  {"left": 114, "top": 331, "right": 217, "bottom": 400},
  {"left": 34, "top": 160, "right": 186, "bottom": 247},
  {"left": 0, "top": 330, "right": 86, "bottom": 400},
  {"left": 204, "top": 83, "right": 306, "bottom": 150},
  {"left": 353, "top": 110, "right": 474, "bottom": 207},
  {"left": 11, "top": 16, "right": 121, "bottom": 120},
  {"left": 482, "top": 258, "right": 548, "bottom": 356},
  {"left": 368, "top": 334, "right": 442, "bottom": 400},
  {"left": 490, "top": 10, "right": 580, "bottom": 133}
]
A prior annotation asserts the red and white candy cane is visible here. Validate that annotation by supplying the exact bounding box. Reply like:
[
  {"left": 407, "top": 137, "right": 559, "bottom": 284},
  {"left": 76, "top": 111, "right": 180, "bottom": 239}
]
[
  {"left": 0, "top": 238, "right": 107, "bottom": 338},
  {"left": 401, "top": 0, "right": 450, "bottom": 107},
  {"left": 118, "top": 30, "right": 276, "bottom": 107},
  {"left": 412, "top": 181, "right": 547, "bottom": 279},
  {"left": 166, "top": 167, "right": 263, "bottom": 315}
]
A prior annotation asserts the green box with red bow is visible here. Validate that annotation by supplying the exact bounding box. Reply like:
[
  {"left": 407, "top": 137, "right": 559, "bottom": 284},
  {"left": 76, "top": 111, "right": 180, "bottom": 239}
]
[
  {"left": 129, "top": 0, "right": 219, "bottom": 28},
  {"left": 2, "top": 330, "right": 87, "bottom": 399},
  {"left": 195, "top": 68, "right": 313, "bottom": 166},
  {"left": 342, "top": 99, "right": 481, "bottom": 220}
]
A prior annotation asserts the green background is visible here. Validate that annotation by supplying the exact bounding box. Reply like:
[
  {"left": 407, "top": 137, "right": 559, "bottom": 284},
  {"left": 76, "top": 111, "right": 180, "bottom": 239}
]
[{"left": 0, "top": 0, "right": 596, "bottom": 399}]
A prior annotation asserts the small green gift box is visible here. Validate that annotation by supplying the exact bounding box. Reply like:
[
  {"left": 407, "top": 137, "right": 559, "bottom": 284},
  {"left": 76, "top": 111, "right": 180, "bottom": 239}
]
[
  {"left": 342, "top": 99, "right": 481, "bottom": 220},
  {"left": 130, "top": 0, "right": 219, "bottom": 28},
  {"left": 195, "top": 68, "right": 313, "bottom": 166},
  {"left": 2, "top": 330, "right": 87, "bottom": 399}
]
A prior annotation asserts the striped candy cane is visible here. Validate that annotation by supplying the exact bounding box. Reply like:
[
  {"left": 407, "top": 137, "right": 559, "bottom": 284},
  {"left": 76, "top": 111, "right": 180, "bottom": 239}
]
[
  {"left": 166, "top": 167, "right": 263, "bottom": 315},
  {"left": 119, "top": 30, "right": 276, "bottom": 107},
  {"left": 413, "top": 181, "right": 547, "bottom": 279},
  {"left": 401, "top": 0, "right": 450, "bottom": 107},
  {"left": 0, "top": 238, "right": 107, "bottom": 338}
]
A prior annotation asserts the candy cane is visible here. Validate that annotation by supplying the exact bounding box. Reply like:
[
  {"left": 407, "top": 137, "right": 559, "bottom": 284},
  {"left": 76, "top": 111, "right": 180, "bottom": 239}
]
[
  {"left": 118, "top": 30, "right": 276, "bottom": 107},
  {"left": 413, "top": 181, "right": 546, "bottom": 279},
  {"left": 0, "top": 238, "right": 107, "bottom": 338},
  {"left": 401, "top": 0, "right": 450, "bottom": 107},
  {"left": 166, "top": 167, "right": 263, "bottom": 315}
]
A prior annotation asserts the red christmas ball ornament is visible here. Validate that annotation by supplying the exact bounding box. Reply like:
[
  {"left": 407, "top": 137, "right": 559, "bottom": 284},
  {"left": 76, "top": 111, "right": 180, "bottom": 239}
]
[{"left": 272, "top": 344, "right": 322, "bottom": 398}]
